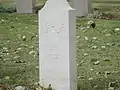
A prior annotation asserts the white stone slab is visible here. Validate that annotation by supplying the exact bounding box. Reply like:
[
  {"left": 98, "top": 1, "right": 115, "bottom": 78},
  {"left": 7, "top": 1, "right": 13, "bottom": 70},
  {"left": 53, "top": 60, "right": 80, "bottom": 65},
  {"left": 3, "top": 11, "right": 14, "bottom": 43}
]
[
  {"left": 72, "top": 0, "right": 92, "bottom": 16},
  {"left": 39, "top": 0, "right": 76, "bottom": 90},
  {"left": 16, "top": 0, "right": 36, "bottom": 13}
]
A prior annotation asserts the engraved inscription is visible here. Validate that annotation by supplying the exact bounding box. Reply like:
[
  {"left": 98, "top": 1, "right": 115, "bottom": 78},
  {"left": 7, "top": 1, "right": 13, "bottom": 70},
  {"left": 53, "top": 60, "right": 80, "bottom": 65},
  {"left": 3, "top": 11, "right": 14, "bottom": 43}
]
[
  {"left": 47, "top": 48, "right": 61, "bottom": 60},
  {"left": 45, "top": 22, "right": 65, "bottom": 34}
]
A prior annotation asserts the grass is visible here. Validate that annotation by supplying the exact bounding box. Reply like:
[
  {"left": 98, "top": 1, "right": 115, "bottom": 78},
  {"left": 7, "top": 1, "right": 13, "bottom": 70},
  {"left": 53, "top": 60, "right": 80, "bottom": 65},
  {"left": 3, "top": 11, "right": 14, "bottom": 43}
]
[
  {"left": 76, "top": 18, "right": 120, "bottom": 90},
  {"left": 0, "top": 0, "right": 120, "bottom": 90},
  {"left": 0, "top": 13, "right": 39, "bottom": 87}
]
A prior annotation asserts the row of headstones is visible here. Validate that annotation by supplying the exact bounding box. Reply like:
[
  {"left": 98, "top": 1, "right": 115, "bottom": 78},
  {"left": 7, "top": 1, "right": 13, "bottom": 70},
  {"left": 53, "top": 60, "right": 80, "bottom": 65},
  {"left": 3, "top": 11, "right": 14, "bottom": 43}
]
[{"left": 16, "top": 0, "right": 92, "bottom": 16}]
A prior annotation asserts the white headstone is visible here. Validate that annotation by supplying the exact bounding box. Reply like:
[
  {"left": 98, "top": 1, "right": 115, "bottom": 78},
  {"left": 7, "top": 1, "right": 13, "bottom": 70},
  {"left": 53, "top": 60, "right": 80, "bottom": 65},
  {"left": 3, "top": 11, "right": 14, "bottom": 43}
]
[
  {"left": 16, "top": 0, "right": 36, "bottom": 13},
  {"left": 39, "top": 0, "right": 76, "bottom": 90},
  {"left": 72, "top": 0, "right": 92, "bottom": 16}
]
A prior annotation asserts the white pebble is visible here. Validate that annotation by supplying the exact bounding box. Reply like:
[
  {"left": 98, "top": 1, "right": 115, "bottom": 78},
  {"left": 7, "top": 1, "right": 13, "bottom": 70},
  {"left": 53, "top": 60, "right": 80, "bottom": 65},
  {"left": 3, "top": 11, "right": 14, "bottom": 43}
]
[
  {"left": 4, "top": 76, "right": 10, "bottom": 80},
  {"left": 6, "top": 53, "right": 9, "bottom": 55},
  {"left": 106, "top": 43, "right": 111, "bottom": 46},
  {"left": 90, "top": 68, "right": 94, "bottom": 71},
  {"left": 14, "top": 56, "right": 20, "bottom": 59},
  {"left": 77, "top": 64, "right": 79, "bottom": 66},
  {"left": 101, "top": 46, "right": 106, "bottom": 49},
  {"left": 91, "top": 46, "right": 97, "bottom": 49},
  {"left": 92, "top": 37, "right": 97, "bottom": 40},
  {"left": 85, "top": 36, "right": 88, "bottom": 40},
  {"left": 1, "top": 19, "right": 5, "bottom": 22},
  {"left": 76, "top": 41, "right": 79, "bottom": 43},
  {"left": 88, "top": 21, "right": 93, "bottom": 24},
  {"left": 3, "top": 47, "right": 7, "bottom": 50},
  {"left": 17, "top": 48, "right": 22, "bottom": 51},
  {"left": 15, "top": 86, "right": 25, "bottom": 90},
  {"left": 105, "top": 34, "right": 111, "bottom": 37},
  {"left": 77, "top": 36, "right": 80, "bottom": 38},
  {"left": 80, "top": 27, "right": 86, "bottom": 30},
  {"left": 25, "top": 27, "right": 28, "bottom": 29},
  {"left": 84, "top": 53, "right": 88, "bottom": 56},
  {"left": 115, "top": 28, "right": 120, "bottom": 31},
  {"left": 108, "top": 87, "right": 114, "bottom": 90},
  {"left": 29, "top": 51, "right": 36, "bottom": 55},
  {"left": 94, "top": 61, "right": 100, "bottom": 65},
  {"left": 88, "top": 77, "right": 93, "bottom": 80},
  {"left": 87, "top": 26, "right": 90, "bottom": 29},
  {"left": 22, "top": 36, "right": 26, "bottom": 39}
]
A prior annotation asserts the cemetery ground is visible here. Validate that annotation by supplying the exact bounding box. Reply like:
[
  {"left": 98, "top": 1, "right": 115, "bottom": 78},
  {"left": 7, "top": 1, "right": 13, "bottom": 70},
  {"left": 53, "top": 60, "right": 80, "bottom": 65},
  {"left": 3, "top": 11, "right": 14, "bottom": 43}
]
[{"left": 1, "top": 0, "right": 120, "bottom": 90}]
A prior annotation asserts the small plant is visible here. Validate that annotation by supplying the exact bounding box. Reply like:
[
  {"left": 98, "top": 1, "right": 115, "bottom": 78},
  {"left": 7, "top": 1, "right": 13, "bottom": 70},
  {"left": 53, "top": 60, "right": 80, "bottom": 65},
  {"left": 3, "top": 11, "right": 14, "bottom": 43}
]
[
  {"left": 0, "top": 5, "right": 6, "bottom": 12},
  {"left": 34, "top": 4, "right": 45, "bottom": 14},
  {"left": 0, "top": 5, "right": 16, "bottom": 13}
]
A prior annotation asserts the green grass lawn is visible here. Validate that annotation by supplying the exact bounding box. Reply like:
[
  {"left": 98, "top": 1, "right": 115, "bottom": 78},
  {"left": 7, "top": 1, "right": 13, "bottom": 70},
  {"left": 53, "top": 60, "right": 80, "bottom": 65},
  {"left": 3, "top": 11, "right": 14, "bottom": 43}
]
[
  {"left": 1, "top": 0, "right": 120, "bottom": 90},
  {"left": 0, "top": 13, "right": 39, "bottom": 88},
  {"left": 76, "top": 18, "right": 120, "bottom": 90}
]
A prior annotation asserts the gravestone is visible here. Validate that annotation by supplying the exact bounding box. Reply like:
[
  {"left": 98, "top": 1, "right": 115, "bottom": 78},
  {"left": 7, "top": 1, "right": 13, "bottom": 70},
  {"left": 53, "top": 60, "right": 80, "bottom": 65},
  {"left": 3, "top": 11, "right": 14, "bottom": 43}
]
[
  {"left": 39, "top": 0, "right": 76, "bottom": 90},
  {"left": 72, "top": 0, "right": 92, "bottom": 16},
  {"left": 16, "top": 0, "right": 36, "bottom": 13},
  {"left": 88, "top": 0, "right": 92, "bottom": 13}
]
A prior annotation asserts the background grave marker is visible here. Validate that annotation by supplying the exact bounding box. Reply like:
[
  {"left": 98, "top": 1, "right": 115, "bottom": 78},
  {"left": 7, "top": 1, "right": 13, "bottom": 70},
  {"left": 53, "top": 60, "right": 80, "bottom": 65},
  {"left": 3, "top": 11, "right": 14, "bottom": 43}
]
[
  {"left": 16, "top": 0, "right": 36, "bottom": 13},
  {"left": 72, "top": 0, "right": 92, "bottom": 16}
]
